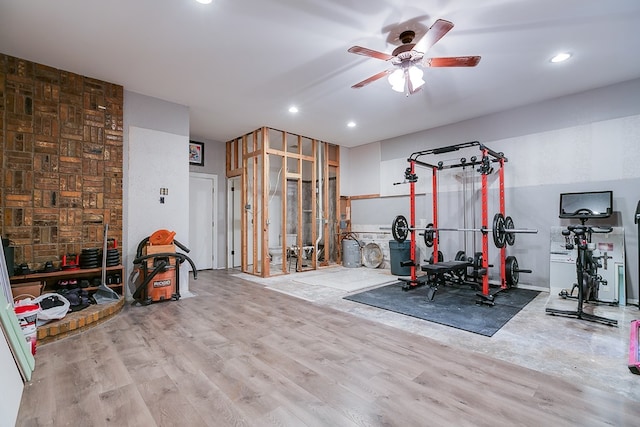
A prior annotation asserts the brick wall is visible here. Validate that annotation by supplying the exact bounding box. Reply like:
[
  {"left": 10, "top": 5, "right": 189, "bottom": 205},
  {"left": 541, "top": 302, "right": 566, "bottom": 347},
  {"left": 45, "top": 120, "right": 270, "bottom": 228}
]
[{"left": 0, "top": 54, "right": 123, "bottom": 270}]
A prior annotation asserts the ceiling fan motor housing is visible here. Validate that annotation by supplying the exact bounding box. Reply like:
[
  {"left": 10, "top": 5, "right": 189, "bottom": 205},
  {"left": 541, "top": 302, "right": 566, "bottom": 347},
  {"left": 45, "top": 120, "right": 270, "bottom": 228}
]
[{"left": 399, "top": 30, "right": 416, "bottom": 44}]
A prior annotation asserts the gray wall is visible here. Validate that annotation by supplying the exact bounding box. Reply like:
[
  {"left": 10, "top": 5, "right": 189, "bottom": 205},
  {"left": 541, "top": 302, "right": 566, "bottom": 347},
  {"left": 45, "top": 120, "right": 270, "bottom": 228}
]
[{"left": 344, "top": 78, "right": 640, "bottom": 303}]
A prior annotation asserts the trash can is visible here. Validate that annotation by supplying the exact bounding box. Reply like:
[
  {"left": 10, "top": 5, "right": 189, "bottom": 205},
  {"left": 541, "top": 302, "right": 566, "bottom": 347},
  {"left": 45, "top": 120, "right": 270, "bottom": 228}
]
[
  {"left": 342, "top": 238, "right": 361, "bottom": 268},
  {"left": 2, "top": 237, "right": 14, "bottom": 276},
  {"left": 389, "top": 240, "right": 419, "bottom": 276}
]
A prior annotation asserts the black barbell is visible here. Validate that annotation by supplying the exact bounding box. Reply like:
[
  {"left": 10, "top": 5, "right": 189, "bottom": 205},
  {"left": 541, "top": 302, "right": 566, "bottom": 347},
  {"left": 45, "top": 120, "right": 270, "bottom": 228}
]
[{"left": 389, "top": 213, "right": 537, "bottom": 248}]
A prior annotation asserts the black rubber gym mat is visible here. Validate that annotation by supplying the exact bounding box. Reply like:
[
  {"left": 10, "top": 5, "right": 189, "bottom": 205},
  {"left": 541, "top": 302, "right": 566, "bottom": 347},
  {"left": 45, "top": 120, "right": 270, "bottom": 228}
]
[{"left": 344, "top": 282, "right": 540, "bottom": 337}]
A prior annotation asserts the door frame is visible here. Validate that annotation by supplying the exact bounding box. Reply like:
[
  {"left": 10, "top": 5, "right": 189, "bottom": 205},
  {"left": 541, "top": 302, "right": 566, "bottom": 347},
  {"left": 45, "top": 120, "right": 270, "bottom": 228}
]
[{"left": 189, "top": 172, "right": 218, "bottom": 270}]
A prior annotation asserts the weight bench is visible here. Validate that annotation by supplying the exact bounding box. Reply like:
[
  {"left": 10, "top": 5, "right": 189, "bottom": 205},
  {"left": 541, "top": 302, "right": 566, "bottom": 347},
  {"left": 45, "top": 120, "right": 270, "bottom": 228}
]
[{"left": 421, "top": 260, "right": 471, "bottom": 300}]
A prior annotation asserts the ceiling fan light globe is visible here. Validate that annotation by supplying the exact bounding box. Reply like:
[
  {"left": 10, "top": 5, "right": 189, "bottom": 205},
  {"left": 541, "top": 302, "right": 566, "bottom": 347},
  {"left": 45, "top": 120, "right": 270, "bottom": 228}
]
[
  {"left": 408, "top": 66, "right": 425, "bottom": 89},
  {"left": 388, "top": 69, "right": 405, "bottom": 92}
]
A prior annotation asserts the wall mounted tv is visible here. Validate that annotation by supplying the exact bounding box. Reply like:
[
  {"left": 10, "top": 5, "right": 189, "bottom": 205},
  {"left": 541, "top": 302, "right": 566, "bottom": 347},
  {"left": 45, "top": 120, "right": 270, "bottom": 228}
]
[{"left": 559, "top": 190, "right": 613, "bottom": 219}]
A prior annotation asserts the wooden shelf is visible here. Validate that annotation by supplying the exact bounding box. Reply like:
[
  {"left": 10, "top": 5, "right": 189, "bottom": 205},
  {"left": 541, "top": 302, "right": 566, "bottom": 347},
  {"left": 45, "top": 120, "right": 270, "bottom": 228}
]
[
  {"left": 10, "top": 265, "right": 123, "bottom": 284},
  {"left": 10, "top": 265, "right": 124, "bottom": 297}
]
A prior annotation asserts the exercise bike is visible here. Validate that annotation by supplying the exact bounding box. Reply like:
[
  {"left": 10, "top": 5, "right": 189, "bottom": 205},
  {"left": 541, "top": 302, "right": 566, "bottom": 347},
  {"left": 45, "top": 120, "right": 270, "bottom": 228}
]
[{"left": 546, "top": 224, "right": 617, "bottom": 326}]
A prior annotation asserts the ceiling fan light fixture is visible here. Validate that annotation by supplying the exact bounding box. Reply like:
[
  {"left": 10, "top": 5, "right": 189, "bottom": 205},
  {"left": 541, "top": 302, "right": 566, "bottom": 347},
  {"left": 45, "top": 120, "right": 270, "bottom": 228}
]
[
  {"left": 408, "top": 66, "right": 425, "bottom": 90},
  {"left": 195, "top": 0, "right": 213, "bottom": 4},
  {"left": 388, "top": 69, "right": 406, "bottom": 92},
  {"left": 388, "top": 66, "right": 424, "bottom": 94}
]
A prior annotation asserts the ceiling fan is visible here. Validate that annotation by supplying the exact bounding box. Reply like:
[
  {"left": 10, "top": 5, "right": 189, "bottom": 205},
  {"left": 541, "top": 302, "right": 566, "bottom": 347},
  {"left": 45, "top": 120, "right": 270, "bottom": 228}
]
[{"left": 348, "top": 19, "right": 480, "bottom": 95}]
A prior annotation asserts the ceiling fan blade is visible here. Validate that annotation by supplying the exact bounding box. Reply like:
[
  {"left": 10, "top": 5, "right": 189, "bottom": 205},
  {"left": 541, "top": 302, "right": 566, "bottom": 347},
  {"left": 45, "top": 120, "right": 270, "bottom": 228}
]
[
  {"left": 348, "top": 46, "right": 394, "bottom": 61},
  {"left": 415, "top": 19, "right": 454, "bottom": 52},
  {"left": 425, "top": 56, "right": 481, "bottom": 67},
  {"left": 351, "top": 70, "right": 393, "bottom": 89}
]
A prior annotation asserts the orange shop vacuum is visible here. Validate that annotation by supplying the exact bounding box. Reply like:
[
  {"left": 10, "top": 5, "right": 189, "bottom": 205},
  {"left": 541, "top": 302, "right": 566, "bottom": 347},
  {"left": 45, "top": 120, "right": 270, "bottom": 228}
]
[{"left": 131, "top": 229, "right": 197, "bottom": 305}]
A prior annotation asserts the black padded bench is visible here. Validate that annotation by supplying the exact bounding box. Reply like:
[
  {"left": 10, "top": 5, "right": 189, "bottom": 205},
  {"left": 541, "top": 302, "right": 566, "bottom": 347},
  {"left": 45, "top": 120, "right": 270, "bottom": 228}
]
[{"left": 420, "top": 260, "right": 471, "bottom": 300}]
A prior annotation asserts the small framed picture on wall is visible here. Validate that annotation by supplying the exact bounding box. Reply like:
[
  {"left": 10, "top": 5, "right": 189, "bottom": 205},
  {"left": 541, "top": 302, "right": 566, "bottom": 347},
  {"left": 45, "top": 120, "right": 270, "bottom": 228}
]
[{"left": 189, "top": 141, "right": 205, "bottom": 166}]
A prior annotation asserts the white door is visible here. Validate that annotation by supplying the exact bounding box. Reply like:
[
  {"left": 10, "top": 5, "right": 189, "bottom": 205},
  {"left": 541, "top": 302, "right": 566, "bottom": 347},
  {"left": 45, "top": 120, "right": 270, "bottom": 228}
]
[
  {"left": 227, "top": 177, "right": 241, "bottom": 268},
  {"left": 189, "top": 174, "right": 216, "bottom": 270}
]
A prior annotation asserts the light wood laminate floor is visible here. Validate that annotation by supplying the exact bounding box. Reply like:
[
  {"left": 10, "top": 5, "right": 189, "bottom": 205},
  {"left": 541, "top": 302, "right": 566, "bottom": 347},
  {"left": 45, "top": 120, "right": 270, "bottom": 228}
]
[{"left": 16, "top": 269, "right": 640, "bottom": 426}]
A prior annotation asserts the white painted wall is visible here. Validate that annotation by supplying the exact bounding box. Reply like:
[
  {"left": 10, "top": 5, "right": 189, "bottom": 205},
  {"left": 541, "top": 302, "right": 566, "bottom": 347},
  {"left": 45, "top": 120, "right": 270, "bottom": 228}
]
[
  {"left": 0, "top": 321, "right": 23, "bottom": 427},
  {"left": 123, "top": 92, "right": 191, "bottom": 297},
  {"left": 344, "top": 78, "right": 640, "bottom": 302},
  {"left": 189, "top": 138, "right": 227, "bottom": 269},
  {"left": 127, "top": 126, "right": 190, "bottom": 295}
]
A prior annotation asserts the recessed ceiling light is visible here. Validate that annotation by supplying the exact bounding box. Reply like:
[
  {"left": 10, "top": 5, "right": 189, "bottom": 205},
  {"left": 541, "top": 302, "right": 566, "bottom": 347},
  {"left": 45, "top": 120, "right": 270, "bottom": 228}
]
[
  {"left": 550, "top": 52, "right": 571, "bottom": 63},
  {"left": 347, "top": 121, "right": 356, "bottom": 128},
  {"left": 195, "top": 0, "right": 212, "bottom": 4},
  {"left": 288, "top": 106, "right": 298, "bottom": 113}
]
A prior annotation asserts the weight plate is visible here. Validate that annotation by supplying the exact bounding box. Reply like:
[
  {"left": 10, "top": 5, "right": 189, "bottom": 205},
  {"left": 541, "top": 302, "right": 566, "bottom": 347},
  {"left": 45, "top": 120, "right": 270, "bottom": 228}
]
[
  {"left": 473, "top": 252, "right": 483, "bottom": 270},
  {"left": 428, "top": 250, "right": 444, "bottom": 264},
  {"left": 506, "top": 255, "right": 519, "bottom": 287},
  {"left": 424, "top": 223, "right": 435, "bottom": 247},
  {"left": 392, "top": 215, "right": 409, "bottom": 243},
  {"left": 504, "top": 216, "right": 515, "bottom": 246},
  {"left": 454, "top": 250, "right": 466, "bottom": 278},
  {"left": 492, "top": 213, "right": 506, "bottom": 248}
]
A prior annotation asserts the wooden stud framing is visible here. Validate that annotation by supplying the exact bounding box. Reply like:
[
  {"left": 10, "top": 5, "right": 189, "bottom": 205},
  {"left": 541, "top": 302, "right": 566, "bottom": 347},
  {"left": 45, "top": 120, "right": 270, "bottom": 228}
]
[
  {"left": 261, "top": 127, "right": 270, "bottom": 277},
  {"left": 227, "top": 127, "right": 340, "bottom": 277}
]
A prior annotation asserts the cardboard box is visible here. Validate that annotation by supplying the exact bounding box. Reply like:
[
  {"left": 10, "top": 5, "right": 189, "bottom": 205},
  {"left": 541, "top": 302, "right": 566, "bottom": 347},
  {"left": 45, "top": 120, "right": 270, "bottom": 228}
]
[
  {"left": 11, "top": 281, "right": 43, "bottom": 301},
  {"left": 144, "top": 244, "right": 177, "bottom": 267}
]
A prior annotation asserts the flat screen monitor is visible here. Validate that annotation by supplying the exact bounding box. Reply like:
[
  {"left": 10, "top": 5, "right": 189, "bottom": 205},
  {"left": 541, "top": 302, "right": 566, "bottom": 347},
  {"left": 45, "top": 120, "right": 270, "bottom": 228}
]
[{"left": 559, "top": 190, "right": 613, "bottom": 219}]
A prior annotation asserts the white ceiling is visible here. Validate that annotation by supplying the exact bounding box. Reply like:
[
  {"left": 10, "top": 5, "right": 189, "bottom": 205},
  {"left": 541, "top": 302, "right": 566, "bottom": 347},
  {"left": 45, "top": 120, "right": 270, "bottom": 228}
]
[{"left": 1, "top": 0, "right": 640, "bottom": 148}]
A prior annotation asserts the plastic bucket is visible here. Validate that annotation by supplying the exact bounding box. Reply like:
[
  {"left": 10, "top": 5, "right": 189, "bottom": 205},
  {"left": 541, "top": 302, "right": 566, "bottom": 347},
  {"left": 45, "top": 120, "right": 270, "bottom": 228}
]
[
  {"left": 342, "top": 239, "right": 361, "bottom": 268},
  {"left": 14, "top": 303, "right": 40, "bottom": 355}
]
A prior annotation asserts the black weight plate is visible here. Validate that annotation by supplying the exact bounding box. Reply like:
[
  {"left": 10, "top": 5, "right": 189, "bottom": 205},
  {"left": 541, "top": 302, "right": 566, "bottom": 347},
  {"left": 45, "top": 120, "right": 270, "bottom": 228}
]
[
  {"left": 473, "top": 252, "right": 483, "bottom": 270},
  {"left": 423, "top": 223, "right": 434, "bottom": 248},
  {"left": 506, "top": 255, "right": 519, "bottom": 287},
  {"left": 392, "top": 215, "right": 409, "bottom": 243},
  {"left": 82, "top": 248, "right": 99, "bottom": 253},
  {"left": 454, "top": 250, "right": 466, "bottom": 278},
  {"left": 492, "top": 213, "right": 506, "bottom": 248},
  {"left": 428, "top": 250, "right": 444, "bottom": 264},
  {"left": 504, "top": 216, "right": 515, "bottom": 246},
  {"left": 81, "top": 253, "right": 99, "bottom": 258}
]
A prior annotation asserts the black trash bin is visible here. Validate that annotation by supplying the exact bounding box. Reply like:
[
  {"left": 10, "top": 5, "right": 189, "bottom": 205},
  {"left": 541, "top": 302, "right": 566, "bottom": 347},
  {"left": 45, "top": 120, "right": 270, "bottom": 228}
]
[
  {"left": 389, "top": 240, "right": 419, "bottom": 276},
  {"left": 2, "top": 237, "right": 14, "bottom": 277}
]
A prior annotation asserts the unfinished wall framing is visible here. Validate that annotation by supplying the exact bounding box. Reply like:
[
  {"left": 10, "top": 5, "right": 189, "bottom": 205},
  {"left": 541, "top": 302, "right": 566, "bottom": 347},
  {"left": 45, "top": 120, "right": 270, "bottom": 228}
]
[{"left": 226, "top": 127, "right": 340, "bottom": 277}]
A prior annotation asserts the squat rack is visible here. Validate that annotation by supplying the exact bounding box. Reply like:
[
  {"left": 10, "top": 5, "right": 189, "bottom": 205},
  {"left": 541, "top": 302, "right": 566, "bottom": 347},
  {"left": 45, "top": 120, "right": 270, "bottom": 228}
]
[{"left": 400, "top": 141, "right": 508, "bottom": 301}]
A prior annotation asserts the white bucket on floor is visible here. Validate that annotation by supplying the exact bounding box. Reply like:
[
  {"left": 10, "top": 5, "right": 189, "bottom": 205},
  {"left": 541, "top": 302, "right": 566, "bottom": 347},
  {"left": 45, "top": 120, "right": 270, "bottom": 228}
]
[{"left": 14, "top": 303, "right": 40, "bottom": 355}]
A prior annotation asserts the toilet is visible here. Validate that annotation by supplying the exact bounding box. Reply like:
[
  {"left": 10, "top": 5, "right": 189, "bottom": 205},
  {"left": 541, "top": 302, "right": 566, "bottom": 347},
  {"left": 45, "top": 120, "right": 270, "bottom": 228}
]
[{"left": 269, "top": 234, "right": 297, "bottom": 265}]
